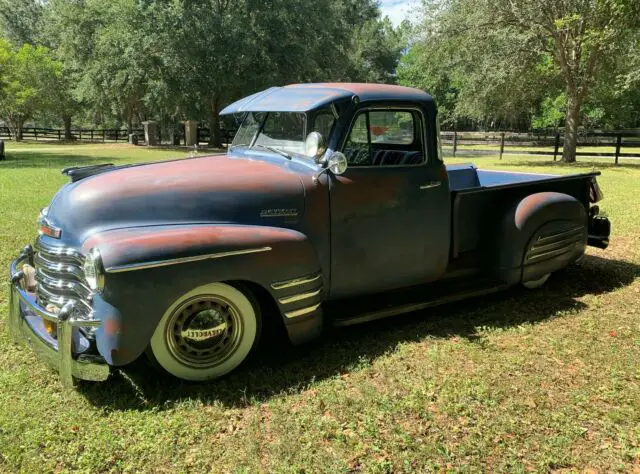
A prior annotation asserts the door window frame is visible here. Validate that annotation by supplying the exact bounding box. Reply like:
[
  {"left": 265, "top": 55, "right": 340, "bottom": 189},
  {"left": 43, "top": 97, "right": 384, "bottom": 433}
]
[{"left": 339, "top": 105, "right": 429, "bottom": 168}]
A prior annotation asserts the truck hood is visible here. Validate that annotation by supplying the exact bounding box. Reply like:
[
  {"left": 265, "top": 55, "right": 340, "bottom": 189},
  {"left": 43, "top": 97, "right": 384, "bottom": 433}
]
[{"left": 47, "top": 154, "right": 306, "bottom": 247}]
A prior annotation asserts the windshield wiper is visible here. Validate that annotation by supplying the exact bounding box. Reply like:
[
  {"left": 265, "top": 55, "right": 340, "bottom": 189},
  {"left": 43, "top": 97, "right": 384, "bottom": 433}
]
[{"left": 253, "top": 143, "right": 292, "bottom": 160}]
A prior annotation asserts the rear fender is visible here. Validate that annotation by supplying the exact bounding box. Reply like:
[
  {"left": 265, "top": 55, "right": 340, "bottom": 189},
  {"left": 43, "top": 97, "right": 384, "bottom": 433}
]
[
  {"left": 495, "top": 192, "right": 587, "bottom": 284},
  {"left": 82, "top": 224, "right": 324, "bottom": 366}
]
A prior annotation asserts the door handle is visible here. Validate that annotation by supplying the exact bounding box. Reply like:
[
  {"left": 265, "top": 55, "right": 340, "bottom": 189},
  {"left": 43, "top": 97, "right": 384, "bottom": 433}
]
[{"left": 419, "top": 181, "right": 441, "bottom": 190}]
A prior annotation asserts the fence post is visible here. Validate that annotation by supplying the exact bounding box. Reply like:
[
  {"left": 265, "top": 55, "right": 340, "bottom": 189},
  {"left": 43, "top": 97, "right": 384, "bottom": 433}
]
[
  {"left": 615, "top": 134, "right": 621, "bottom": 165},
  {"left": 115, "top": 129, "right": 119, "bottom": 142},
  {"left": 58, "top": 130, "right": 61, "bottom": 140},
  {"left": 103, "top": 130, "right": 106, "bottom": 142},
  {"left": 499, "top": 132, "right": 505, "bottom": 160},
  {"left": 453, "top": 131, "right": 457, "bottom": 157},
  {"left": 35, "top": 129, "right": 38, "bottom": 141},
  {"left": 91, "top": 130, "right": 94, "bottom": 141},
  {"left": 79, "top": 130, "right": 82, "bottom": 142},
  {"left": 553, "top": 133, "right": 560, "bottom": 161}
]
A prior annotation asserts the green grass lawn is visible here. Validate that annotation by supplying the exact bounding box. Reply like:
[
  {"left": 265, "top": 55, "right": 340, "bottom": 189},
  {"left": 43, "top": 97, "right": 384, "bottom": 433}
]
[{"left": 0, "top": 142, "right": 639, "bottom": 473}]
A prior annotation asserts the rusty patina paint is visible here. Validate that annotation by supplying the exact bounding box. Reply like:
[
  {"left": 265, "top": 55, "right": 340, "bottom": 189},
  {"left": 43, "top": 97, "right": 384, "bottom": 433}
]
[
  {"left": 287, "top": 83, "right": 433, "bottom": 102},
  {"left": 84, "top": 225, "right": 306, "bottom": 271},
  {"left": 515, "top": 192, "right": 569, "bottom": 229},
  {"left": 72, "top": 154, "right": 296, "bottom": 201}
]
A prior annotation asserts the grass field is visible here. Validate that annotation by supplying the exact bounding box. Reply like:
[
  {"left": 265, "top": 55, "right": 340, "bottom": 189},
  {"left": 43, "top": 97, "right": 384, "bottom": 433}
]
[{"left": 0, "top": 142, "right": 639, "bottom": 473}]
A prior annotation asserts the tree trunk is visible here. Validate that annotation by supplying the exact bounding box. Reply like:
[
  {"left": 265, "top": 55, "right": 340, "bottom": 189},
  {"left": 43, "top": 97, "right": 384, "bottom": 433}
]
[
  {"left": 63, "top": 115, "right": 72, "bottom": 140},
  {"left": 561, "top": 88, "right": 580, "bottom": 163},
  {"left": 208, "top": 97, "right": 222, "bottom": 148},
  {"left": 15, "top": 118, "right": 24, "bottom": 142}
]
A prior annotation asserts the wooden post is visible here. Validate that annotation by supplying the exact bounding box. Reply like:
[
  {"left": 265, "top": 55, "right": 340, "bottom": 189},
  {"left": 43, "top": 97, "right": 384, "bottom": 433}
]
[
  {"left": 115, "top": 129, "right": 119, "bottom": 142},
  {"left": 553, "top": 133, "right": 560, "bottom": 161},
  {"left": 615, "top": 134, "right": 622, "bottom": 165},
  {"left": 58, "top": 130, "right": 61, "bottom": 140},
  {"left": 103, "top": 130, "right": 106, "bottom": 142},
  {"left": 453, "top": 131, "right": 458, "bottom": 157},
  {"left": 79, "top": 130, "right": 82, "bottom": 142},
  {"left": 35, "top": 129, "right": 38, "bottom": 141},
  {"left": 91, "top": 129, "right": 94, "bottom": 141},
  {"left": 499, "top": 132, "right": 505, "bottom": 160}
]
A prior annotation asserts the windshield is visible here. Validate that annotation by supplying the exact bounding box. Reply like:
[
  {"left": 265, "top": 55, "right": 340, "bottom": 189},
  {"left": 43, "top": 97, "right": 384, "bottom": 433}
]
[{"left": 231, "top": 110, "right": 336, "bottom": 158}]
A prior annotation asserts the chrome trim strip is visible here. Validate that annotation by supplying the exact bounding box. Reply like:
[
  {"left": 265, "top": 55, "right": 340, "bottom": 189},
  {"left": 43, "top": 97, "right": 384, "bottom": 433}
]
[
  {"left": 278, "top": 289, "right": 321, "bottom": 305},
  {"left": 105, "top": 246, "right": 272, "bottom": 273},
  {"left": 284, "top": 303, "right": 321, "bottom": 319},
  {"left": 35, "top": 255, "right": 85, "bottom": 281},
  {"left": 530, "top": 235, "right": 584, "bottom": 255},
  {"left": 535, "top": 226, "right": 584, "bottom": 244},
  {"left": 419, "top": 181, "right": 441, "bottom": 190},
  {"left": 35, "top": 239, "right": 84, "bottom": 264},
  {"left": 527, "top": 245, "right": 577, "bottom": 262},
  {"left": 36, "top": 269, "right": 92, "bottom": 300},
  {"left": 271, "top": 273, "right": 321, "bottom": 290}
]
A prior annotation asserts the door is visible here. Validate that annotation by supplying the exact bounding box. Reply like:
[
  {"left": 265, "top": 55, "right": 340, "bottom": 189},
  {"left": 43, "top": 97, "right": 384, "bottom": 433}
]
[{"left": 329, "top": 107, "right": 450, "bottom": 298}]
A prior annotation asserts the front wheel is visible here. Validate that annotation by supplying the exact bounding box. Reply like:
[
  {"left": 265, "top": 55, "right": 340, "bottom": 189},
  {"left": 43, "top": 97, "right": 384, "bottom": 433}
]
[{"left": 148, "top": 282, "right": 261, "bottom": 381}]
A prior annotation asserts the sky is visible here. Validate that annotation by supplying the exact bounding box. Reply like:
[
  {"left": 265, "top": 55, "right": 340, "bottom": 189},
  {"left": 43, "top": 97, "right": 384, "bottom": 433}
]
[{"left": 378, "top": 0, "right": 413, "bottom": 26}]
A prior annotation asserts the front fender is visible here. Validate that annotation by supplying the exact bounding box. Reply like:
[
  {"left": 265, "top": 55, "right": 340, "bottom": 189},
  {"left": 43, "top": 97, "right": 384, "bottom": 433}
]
[{"left": 82, "top": 224, "right": 324, "bottom": 366}]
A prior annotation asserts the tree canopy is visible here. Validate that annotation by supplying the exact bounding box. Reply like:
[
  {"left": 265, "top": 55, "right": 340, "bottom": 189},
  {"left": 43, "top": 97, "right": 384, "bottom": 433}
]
[
  {"left": 398, "top": 0, "right": 640, "bottom": 161},
  {"left": 0, "top": 0, "right": 638, "bottom": 162},
  {"left": 0, "top": 0, "right": 407, "bottom": 143}
]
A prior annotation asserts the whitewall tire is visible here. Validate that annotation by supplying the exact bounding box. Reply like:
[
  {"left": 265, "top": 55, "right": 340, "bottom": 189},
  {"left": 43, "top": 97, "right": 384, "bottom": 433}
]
[{"left": 148, "top": 282, "right": 260, "bottom": 381}]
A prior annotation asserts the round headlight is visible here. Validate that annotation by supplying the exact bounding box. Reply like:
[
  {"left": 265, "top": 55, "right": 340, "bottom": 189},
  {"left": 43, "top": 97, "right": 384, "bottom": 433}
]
[{"left": 83, "top": 248, "right": 104, "bottom": 292}]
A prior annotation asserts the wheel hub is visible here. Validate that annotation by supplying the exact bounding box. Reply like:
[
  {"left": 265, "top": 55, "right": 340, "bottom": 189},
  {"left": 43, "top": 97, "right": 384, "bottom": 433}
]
[{"left": 165, "top": 296, "right": 243, "bottom": 368}]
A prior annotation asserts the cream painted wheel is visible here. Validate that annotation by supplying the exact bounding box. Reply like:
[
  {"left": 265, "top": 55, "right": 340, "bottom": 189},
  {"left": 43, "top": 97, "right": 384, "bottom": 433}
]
[
  {"left": 149, "top": 283, "right": 259, "bottom": 381},
  {"left": 522, "top": 273, "right": 551, "bottom": 289}
]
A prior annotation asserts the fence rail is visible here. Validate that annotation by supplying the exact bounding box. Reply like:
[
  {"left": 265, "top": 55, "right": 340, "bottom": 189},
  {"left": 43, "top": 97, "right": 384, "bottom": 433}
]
[
  {"left": 441, "top": 130, "right": 640, "bottom": 164},
  {"left": 0, "top": 125, "right": 237, "bottom": 146},
  {"left": 2, "top": 126, "right": 639, "bottom": 163}
]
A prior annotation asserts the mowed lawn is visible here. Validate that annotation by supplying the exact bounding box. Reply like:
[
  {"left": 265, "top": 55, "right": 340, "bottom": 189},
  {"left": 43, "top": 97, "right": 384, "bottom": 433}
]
[{"left": 0, "top": 142, "right": 638, "bottom": 473}]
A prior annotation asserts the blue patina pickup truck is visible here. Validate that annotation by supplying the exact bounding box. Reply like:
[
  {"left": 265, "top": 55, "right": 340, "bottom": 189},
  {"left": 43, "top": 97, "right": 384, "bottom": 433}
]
[{"left": 8, "top": 83, "right": 611, "bottom": 386}]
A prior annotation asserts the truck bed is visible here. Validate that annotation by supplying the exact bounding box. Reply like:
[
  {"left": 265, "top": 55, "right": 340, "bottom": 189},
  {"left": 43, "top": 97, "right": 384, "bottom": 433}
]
[{"left": 446, "top": 164, "right": 598, "bottom": 258}]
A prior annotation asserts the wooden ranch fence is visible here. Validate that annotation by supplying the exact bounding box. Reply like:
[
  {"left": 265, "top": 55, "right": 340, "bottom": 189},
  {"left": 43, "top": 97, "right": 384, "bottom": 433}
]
[
  {"left": 442, "top": 130, "right": 640, "bottom": 164},
  {"left": 0, "top": 125, "right": 236, "bottom": 146},
  {"left": 2, "top": 125, "right": 639, "bottom": 164}
]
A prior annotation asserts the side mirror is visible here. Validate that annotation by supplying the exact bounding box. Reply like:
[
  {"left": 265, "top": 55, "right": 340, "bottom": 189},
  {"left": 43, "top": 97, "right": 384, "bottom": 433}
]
[
  {"left": 304, "top": 131, "right": 326, "bottom": 159},
  {"left": 327, "top": 151, "right": 348, "bottom": 175}
]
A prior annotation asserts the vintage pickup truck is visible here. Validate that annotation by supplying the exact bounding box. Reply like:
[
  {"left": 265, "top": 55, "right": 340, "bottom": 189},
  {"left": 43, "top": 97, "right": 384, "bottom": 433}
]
[{"left": 8, "top": 83, "right": 611, "bottom": 386}]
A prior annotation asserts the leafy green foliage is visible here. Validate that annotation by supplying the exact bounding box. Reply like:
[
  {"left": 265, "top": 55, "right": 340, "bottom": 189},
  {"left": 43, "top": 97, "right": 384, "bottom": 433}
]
[
  {"left": 0, "top": 0, "right": 405, "bottom": 141},
  {"left": 400, "top": 0, "right": 640, "bottom": 161},
  {"left": 0, "top": 0, "right": 43, "bottom": 45},
  {"left": 0, "top": 42, "right": 65, "bottom": 140}
]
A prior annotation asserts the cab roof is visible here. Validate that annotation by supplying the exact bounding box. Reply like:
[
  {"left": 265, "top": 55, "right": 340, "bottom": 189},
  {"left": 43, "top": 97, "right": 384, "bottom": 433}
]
[{"left": 220, "top": 83, "right": 433, "bottom": 115}]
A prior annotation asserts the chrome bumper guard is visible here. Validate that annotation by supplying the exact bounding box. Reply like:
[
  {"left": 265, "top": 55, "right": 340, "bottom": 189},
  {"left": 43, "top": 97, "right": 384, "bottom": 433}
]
[{"left": 8, "top": 248, "right": 110, "bottom": 387}]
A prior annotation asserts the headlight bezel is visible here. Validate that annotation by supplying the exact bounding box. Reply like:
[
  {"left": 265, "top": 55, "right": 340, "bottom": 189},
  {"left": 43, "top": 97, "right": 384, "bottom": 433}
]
[{"left": 83, "top": 247, "right": 105, "bottom": 293}]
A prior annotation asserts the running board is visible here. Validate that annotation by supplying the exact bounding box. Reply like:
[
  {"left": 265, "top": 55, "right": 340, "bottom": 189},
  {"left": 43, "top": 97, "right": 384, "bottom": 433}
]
[{"left": 332, "top": 282, "right": 510, "bottom": 328}]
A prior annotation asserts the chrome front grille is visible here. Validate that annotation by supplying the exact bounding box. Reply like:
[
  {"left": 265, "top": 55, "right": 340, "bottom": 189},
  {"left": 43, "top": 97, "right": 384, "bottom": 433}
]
[{"left": 34, "top": 237, "right": 93, "bottom": 318}]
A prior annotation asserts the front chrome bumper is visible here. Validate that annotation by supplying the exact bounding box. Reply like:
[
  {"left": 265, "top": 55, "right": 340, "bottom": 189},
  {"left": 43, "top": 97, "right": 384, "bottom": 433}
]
[{"left": 8, "top": 247, "right": 110, "bottom": 387}]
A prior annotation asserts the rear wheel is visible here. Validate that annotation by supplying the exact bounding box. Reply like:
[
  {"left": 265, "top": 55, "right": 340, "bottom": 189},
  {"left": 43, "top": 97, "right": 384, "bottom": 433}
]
[
  {"left": 148, "top": 282, "right": 260, "bottom": 381},
  {"left": 522, "top": 273, "right": 551, "bottom": 289}
]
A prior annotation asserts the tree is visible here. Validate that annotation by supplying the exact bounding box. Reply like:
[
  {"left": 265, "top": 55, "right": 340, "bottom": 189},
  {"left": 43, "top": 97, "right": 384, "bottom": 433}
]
[
  {"left": 0, "top": 42, "right": 63, "bottom": 140},
  {"left": 402, "top": 0, "right": 640, "bottom": 161},
  {"left": 489, "top": 0, "right": 640, "bottom": 161},
  {"left": 0, "top": 0, "right": 43, "bottom": 45}
]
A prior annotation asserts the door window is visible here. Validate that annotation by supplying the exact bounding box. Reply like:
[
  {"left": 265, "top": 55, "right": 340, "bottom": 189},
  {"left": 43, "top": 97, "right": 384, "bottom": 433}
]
[{"left": 343, "top": 110, "right": 425, "bottom": 167}]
